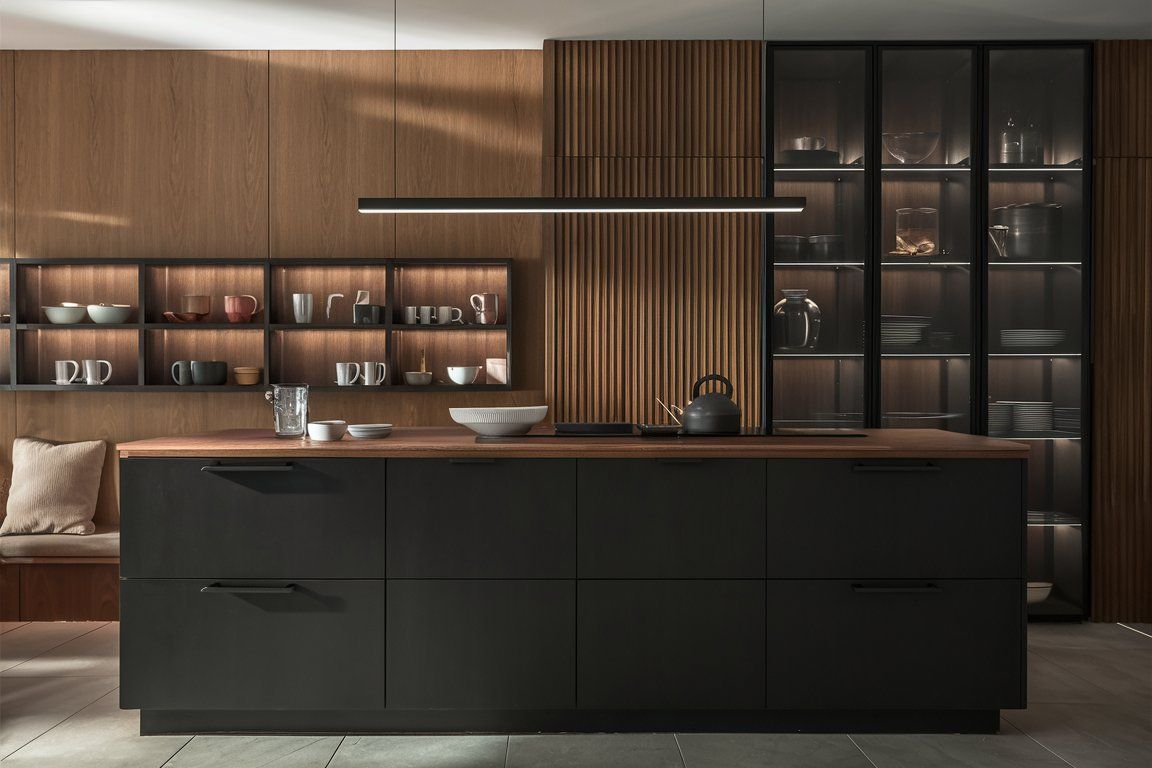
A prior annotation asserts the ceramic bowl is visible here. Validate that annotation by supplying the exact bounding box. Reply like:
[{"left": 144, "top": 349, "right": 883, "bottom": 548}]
[
  {"left": 87, "top": 304, "right": 133, "bottom": 324},
  {"left": 447, "top": 365, "right": 481, "bottom": 385},
  {"left": 233, "top": 367, "right": 262, "bottom": 386},
  {"left": 307, "top": 420, "right": 347, "bottom": 441},
  {"left": 348, "top": 423, "right": 393, "bottom": 439},
  {"left": 43, "top": 305, "right": 87, "bottom": 324},
  {"left": 404, "top": 371, "right": 433, "bottom": 386},
  {"left": 1026, "top": 581, "right": 1053, "bottom": 605},
  {"left": 449, "top": 405, "right": 548, "bottom": 437},
  {"left": 163, "top": 311, "right": 209, "bottom": 324}
]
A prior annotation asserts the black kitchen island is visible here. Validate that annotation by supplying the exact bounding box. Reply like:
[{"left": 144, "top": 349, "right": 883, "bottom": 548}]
[{"left": 117, "top": 428, "right": 1029, "bottom": 734}]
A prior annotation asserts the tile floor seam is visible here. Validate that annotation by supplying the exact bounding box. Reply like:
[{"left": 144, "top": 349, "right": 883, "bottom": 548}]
[
  {"left": 672, "top": 732, "right": 688, "bottom": 768},
  {"left": 1, "top": 683, "right": 122, "bottom": 761},
  {"left": 1027, "top": 647, "right": 1120, "bottom": 700},
  {"left": 159, "top": 733, "right": 196, "bottom": 768},
  {"left": 502, "top": 734, "right": 510, "bottom": 768},
  {"left": 1001, "top": 713, "right": 1081, "bottom": 768},
  {"left": 845, "top": 734, "right": 881, "bottom": 768},
  {"left": 1117, "top": 622, "right": 1152, "bottom": 639},
  {"left": 320, "top": 734, "right": 346, "bottom": 768},
  {"left": 0, "top": 622, "right": 111, "bottom": 674}
]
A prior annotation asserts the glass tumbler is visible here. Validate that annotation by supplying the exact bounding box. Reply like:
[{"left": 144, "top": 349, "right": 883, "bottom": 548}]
[
  {"left": 894, "top": 207, "right": 939, "bottom": 256},
  {"left": 265, "top": 383, "right": 309, "bottom": 438}
]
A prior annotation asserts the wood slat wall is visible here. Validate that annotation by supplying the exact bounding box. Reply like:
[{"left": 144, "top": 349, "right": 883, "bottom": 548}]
[
  {"left": 1091, "top": 40, "right": 1152, "bottom": 623},
  {"left": 545, "top": 41, "right": 764, "bottom": 427}
]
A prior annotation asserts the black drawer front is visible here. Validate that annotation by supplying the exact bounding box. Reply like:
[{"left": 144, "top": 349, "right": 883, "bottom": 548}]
[
  {"left": 764, "top": 579, "right": 1024, "bottom": 710},
  {"left": 765, "top": 459, "right": 1023, "bottom": 578},
  {"left": 578, "top": 459, "right": 766, "bottom": 578},
  {"left": 387, "top": 459, "right": 576, "bottom": 578},
  {"left": 578, "top": 580, "right": 766, "bottom": 709},
  {"left": 387, "top": 580, "right": 575, "bottom": 709},
  {"left": 120, "top": 459, "right": 385, "bottom": 578},
  {"left": 120, "top": 579, "right": 385, "bottom": 710}
]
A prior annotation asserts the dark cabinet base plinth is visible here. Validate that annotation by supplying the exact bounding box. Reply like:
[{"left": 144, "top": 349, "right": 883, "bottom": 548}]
[{"left": 139, "top": 708, "right": 1002, "bottom": 736}]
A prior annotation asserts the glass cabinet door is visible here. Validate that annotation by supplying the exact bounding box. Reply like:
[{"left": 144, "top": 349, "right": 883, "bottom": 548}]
[
  {"left": 878, "top": 47, "right": 975, "bottom": 433},
  {"left": 770, "top": 47, "right": 868, "bottom": 428},
  {"left": 986, "top": 47, "right": 1088, "bottom": 619}
]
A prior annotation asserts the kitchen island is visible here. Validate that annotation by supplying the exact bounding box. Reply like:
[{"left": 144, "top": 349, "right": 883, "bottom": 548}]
[{"left": 118, "top": 428, "right": 1029, "bottom": 735}]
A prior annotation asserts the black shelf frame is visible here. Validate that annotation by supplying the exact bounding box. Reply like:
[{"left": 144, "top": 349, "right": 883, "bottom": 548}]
[{"left": 1, "top": 257, "right": 513, "bottom": 392}]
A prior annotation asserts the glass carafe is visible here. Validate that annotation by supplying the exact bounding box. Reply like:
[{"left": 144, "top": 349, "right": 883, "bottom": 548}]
[
  {"left": 773, "top": 289, "right": 822, "bottom": 351},
  {"left": 265, "top": 383, "right": 309, "bottom": 438},
  {"left": 894, "top": 207, "right": 939, "bottom": 256}
]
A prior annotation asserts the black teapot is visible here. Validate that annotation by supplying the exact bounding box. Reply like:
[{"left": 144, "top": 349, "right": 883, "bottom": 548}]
[{"left": 680, "top": 374, "right": 742, "bottom": 435}]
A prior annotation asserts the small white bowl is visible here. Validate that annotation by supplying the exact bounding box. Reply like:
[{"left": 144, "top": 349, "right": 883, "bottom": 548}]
[
  {"left": 307, "top": 420, "right": 348, "bottom": 441},
  {"left": 87, "top": 304, "right": 133, "bottom": 324},
  {"left": 447, "top": 365, "right": 481, "bottom": 385},
  {"left": 43, "top": 305, "right": 87, "bottom": 324},
  {"left": 348, "top": 423, "right": 393, "bottom": 439},
  {"left": 1027, "top": 581, "right": 1053, "bottom": 605}
]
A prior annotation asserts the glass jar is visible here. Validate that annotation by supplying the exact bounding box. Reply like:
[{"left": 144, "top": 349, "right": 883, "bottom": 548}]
[
  {"left": 773, "top": 289, "right": 822, "bottom": 351},
  {"left": 265, "top": 383, "right": 309, "bottom": 438},
  {"left": 894, "top": 207, "right": 939, "bottom": 256}
]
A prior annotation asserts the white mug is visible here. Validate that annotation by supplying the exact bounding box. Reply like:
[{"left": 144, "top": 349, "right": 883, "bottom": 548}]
[
  {"left": 436, "top": 306, "right": 463, "bottom": 325},
  {"left": 361, "top": 361, "right": 387, "bottom": 385},
  {"left": 292, "top": 293, "right": 313, "bottom": 324},
  {"left": 418, "top": 306, "right": 436, "bottom": 324},
  {"left": 336, "top": 362, "right": 361, "bottom": 386},
  {"left": 82, "top": 359, "right": 112, "bottom": 385},
  {"left": 53, "top": 360, "right": 80, "bottom": 385}
]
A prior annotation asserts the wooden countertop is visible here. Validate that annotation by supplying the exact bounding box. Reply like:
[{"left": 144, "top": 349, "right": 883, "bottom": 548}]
[{"left": 117, "top": 427, "right": 1030, "bottom": 459}]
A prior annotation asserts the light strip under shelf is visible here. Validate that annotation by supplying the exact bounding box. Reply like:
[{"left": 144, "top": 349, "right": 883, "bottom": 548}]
[{"left": 358, "top": 196, "right": 806, "bottom": 214}]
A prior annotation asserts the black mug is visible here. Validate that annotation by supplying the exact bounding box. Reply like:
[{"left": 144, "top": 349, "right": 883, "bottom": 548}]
[
  {"left": 191, "top": 360, "right": 228, "bottom": 386},
  {"left": 170, "top": 360, "right": 193, "bottom": 386},
  {"left": 353, "top": 304, "right": 383, "bottom": 325}
]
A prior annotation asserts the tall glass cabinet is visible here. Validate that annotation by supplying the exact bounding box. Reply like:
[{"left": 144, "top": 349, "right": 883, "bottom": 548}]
[{"left": 768, "top": 44, "right": 1091, "bottom": 619}]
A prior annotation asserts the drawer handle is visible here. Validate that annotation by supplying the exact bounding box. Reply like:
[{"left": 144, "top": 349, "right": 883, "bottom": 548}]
[
  {"left": 851, "top": 463, "right": 940, "bottom": 473},
  {"left": 656, "top": 458, "right": 703, "bottom": 464},
  {"left": 201, "top": 463, "right": 294, "bottom": 473},
  {"left": 852, "top": 583, "right": 942, "bottom": 594},
  {"left": 448, "top": 458, "right": 496, "bottom": 464},
  {"left": 200, "top": 584, "right": 297, "bottom": 595}
]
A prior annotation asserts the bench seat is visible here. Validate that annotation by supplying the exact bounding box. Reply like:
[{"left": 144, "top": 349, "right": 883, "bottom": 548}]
[{"left": 0, "top": 525, "right": 120, "bottom": 562}]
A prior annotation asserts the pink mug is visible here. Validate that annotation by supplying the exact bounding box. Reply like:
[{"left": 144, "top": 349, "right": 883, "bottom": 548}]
[{"left": 225, "top": 294, "right": 260, "bottom": 324}]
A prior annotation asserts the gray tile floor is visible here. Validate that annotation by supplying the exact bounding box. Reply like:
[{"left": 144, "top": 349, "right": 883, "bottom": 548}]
[{"left": 1, "top": 620, "right": 1149, "bottom": 767}]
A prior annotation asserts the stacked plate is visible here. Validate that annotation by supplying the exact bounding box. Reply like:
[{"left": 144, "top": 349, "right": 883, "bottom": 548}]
[
  {"left": 1000, "top": 329, "right": 1067, "bottom": 348},
  {"left": 1054, "top": 407, "right": 1081, "bottom": 433},
  {"left": 1003, "top": 401, "right": 1054, "bottom": 432},
  {"left": 347, "top": 423, "right": 393, "bottom": 440},
  {"left": 988, "top": 402, "right": 1013, "bottom": 435},
  {"left": 881, "top": 315, "right": 932, "bottom": 347}
]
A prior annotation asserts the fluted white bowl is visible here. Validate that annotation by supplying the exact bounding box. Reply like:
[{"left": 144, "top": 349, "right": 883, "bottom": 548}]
[{"left": 449, "top": 406, "right": 548, "bottom": 437}]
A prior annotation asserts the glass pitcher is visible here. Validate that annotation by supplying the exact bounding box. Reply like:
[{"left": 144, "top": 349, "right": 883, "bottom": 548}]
[{"left": 265, "top": 383, "right": 309, "bottom": 438}]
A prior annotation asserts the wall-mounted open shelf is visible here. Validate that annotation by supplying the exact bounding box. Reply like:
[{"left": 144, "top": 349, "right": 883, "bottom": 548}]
[{"left": 2, "top": 258, "right": 512, "bottom": 392}]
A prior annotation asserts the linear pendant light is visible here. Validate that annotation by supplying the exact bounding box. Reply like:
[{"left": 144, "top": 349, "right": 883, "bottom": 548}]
[{"left": 357, "top": 196, "right": 806, "bottom": 214}]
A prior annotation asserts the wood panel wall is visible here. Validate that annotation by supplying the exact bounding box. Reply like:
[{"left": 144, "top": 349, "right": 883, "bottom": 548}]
[
  {"left": 545, "top": 41, "right": 763, "bottom": 427},
  {"left": 1091, "top": 40, "right": 1152, "bottom": 623},
  {"left": 0, "top": 50, "right": 543, "bottom": 530}
]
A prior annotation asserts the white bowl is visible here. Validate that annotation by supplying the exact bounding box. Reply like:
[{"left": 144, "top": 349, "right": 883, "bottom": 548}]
[
  {"left": 87, "top": 304, "right": 133, "bottom": 324},
  {"left": 43, "top": 305, "right": 87, "bottom": 324},
  {"left": 447, "top": 365, "right": 481, "bottom": 385},
  {"left": 1027, "top": 581, "right": 1053, "bottom": 605},
  {"left": 307, "top": 420, "right": 347, "bottom": 441},
  {"left": 348, "top": 423, "right": 393, "bottom": 439},
  {"left": 449, "top": 406, "right": 548, "bottom": 437}
]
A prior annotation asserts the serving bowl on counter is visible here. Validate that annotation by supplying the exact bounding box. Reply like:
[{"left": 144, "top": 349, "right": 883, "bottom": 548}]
[
  {"left": 87, "top": 304, "right": 133, "bottom": 324},
  {"left": 43, "top": 305, "right": 88, "bottom": 324},
  {"left": 450, "top": 405, "right": 548, "bottom": 437},
  {"left": 307, "top": 420, "right": 347, "bottom": 441}
]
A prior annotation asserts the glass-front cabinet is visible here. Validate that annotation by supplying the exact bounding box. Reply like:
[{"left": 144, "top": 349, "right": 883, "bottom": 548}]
[
  {"left": 769, "top": 43, "right": 1090, "bottom": 619},
  {"left": 985, "top": 47, "right": 1089, "bottom": 619}
]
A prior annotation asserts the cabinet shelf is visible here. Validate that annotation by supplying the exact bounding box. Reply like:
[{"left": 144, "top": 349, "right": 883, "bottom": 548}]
[
  {"left": 270, "top": 324, "right": 388, "bottom": 331},
  {"left": 775, "top": 262, "right": 864, "bottom": 268},
  {"left": 1027, "top": 511, "right": 1082, "bottom": 527},
  {"left": 16, "top": 323, "right": 140, "bottom": 330}
]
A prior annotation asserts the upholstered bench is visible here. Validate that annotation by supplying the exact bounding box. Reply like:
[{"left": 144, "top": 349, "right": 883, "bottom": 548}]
[{"left": 0, "top": 526, "right": 120, "bottom": 621}]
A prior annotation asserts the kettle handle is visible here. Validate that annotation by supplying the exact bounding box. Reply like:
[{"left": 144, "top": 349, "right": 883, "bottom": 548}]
[{"left": 692, "top": 373, "right": 733, "bottom": 400}]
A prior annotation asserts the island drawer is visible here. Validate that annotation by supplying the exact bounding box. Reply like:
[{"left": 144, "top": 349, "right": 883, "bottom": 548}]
[
  {"left": 764, "top": 579, "right": 1024, "bottom": 709},
  {"left": 120, "top": 458, "right": 386, "bottom": 578},
  {"left": 120, "top": 579, "right": 385, "bottom": 710},
  {"left": 387, "top": 579, "right": 575, "bottom": 709},
  {"left": 387, "top": 459, "right": 575, "bottom": 578},
  {"left": 577, "top": 459, "right": 767, "bottom": 578},
  {"left": 764, "top": 459, "right": 1024, "bottom": 578},
  {"left": 577, "top": 580, "right": 766, "bottom": 709}
]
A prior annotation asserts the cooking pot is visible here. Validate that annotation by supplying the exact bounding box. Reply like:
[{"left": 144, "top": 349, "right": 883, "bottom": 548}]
[
  {"left": 989, "top": 203, "right": 1061, "bottom": 261},
  {"left": 680, "top": 374, "right": 742, "bottom": 435}
]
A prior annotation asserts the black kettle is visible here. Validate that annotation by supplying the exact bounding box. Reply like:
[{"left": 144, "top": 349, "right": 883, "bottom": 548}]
[{"left": 680, "top": 374, "right": 742, "bottom": 435}]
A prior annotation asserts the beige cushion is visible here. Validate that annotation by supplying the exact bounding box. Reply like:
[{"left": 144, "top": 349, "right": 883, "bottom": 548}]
[
  {"left": 0, "top": 438, "right": 106, "bottom": 536},
  {"left": 0, "top": 525, "right": 120, "bottom": 559}
]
